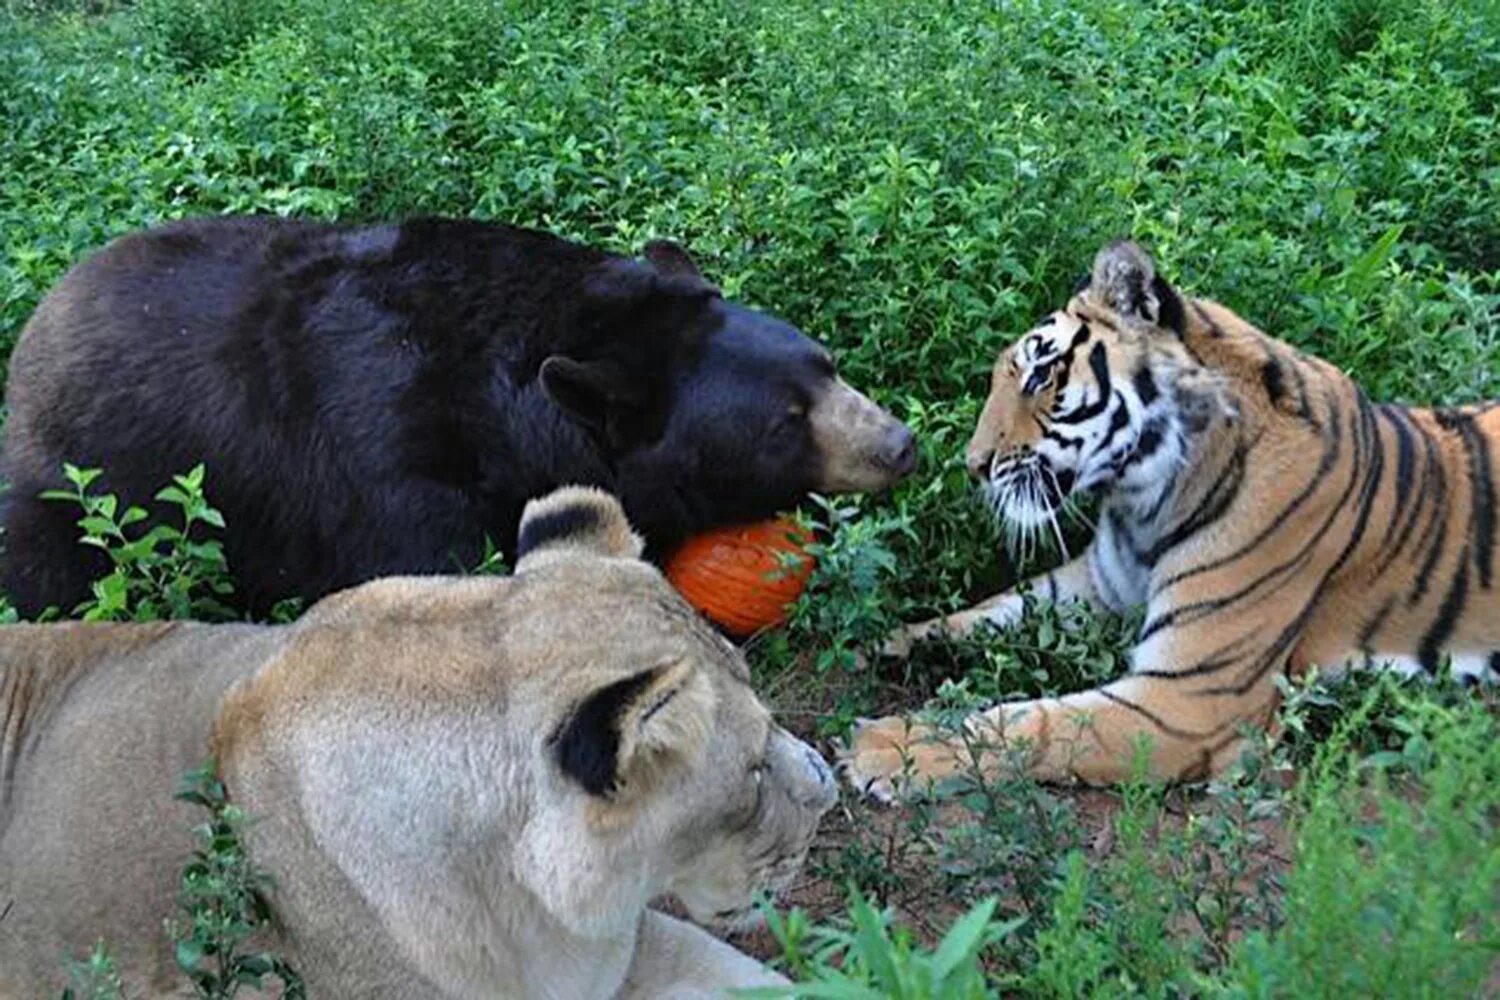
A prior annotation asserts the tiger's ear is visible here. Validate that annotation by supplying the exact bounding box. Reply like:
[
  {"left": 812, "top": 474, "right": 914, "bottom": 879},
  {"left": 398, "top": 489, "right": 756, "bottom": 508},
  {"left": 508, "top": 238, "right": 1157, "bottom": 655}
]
[
  {"left": 515, "top": 486, "right": 644, "bottom": 570},
  {"left": 1089, "top": 240, "right": 1185, "bottom": 335},
  {"left": 552, "top": 656, "right": 715, "bottom": 798}
]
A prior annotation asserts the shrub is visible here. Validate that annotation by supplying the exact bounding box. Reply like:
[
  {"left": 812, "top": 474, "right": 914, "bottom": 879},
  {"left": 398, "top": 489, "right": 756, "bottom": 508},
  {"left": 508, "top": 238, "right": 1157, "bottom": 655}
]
[{"left": 40, "top": 463, "right": 236, "bottom": 622}]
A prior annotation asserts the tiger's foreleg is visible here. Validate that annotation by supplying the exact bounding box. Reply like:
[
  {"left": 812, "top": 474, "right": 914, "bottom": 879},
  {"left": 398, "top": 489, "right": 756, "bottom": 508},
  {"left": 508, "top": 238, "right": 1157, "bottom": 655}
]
[
  {"left": 843, "top": 652, "right": 1287, "bottom": 798},
  {"left": 881, "top": 552, "right": 1100, "bottom": 658}
]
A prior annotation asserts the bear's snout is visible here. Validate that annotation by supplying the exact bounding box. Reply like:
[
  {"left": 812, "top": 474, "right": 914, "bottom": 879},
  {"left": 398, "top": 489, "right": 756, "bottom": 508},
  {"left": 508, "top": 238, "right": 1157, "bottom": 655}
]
[
  {"left": 874, "top": 423, "right": 918, "bottom": 477},
  {"left": 807, "top": 378, "right": 917, "bottom": 493}
]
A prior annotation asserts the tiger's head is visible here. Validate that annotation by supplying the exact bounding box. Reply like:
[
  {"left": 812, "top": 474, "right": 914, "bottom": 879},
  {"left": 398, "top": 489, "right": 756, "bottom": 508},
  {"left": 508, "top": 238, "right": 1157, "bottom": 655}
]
[{"left": 967, "top": 241, "right": 1235, "bottom": 534}]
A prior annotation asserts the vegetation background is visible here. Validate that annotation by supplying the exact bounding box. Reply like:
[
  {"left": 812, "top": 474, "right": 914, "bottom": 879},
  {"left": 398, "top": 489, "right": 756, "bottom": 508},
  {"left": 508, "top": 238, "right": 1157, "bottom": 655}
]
[{"left": 2, "top": 0, "right": 1498, "bottom": 996}]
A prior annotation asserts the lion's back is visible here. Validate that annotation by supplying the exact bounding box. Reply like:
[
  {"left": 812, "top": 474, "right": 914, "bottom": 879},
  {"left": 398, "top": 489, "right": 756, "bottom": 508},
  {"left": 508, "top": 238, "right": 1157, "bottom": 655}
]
[{"left": 0, "top": 621, "right": 278, "bottom": 997}]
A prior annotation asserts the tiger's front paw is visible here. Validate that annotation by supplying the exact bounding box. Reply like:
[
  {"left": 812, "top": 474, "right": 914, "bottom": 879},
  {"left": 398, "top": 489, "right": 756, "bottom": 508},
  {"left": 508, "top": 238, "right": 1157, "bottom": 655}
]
[
  {"left": 876, "top": 617, "right": 947, "bottom": 660},
  {"left": 837, "top": 715, "right": 968, "bottom": 803}
]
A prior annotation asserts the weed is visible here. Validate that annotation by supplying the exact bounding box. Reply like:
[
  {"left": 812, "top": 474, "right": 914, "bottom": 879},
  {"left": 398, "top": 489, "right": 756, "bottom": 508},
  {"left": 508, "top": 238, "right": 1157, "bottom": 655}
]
[
  {"left": 58, "top": 942, "right": 124, "bottom": 1000},
  {"left": 170, "top": 760, "right": 304, "bottom": 999},
  {"left": 40, "top": 463, "right": 235, "bottom": 622},
  {"left": 746, "top": 891, "right": 1020, "bottom": 1000}
]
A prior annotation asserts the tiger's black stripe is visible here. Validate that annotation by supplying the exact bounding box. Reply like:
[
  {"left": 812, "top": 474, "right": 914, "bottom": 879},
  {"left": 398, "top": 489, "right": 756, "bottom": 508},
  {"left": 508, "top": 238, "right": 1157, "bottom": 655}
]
[
  {"left": 1120, "top": 416, "right": 1167, "bottom": 474},
  {"left": 1154, "top": 386, "right": 1340, "bottom": 595},
  {"left": 1051, "top": 343, "right": 1113, "bottom": 424},
  {"left": 1437, "top": 409, "right": 1495, "bottom": 590},
  {"left": 1147, "top": 388, "right": 1381, "bottom": 658},
  {"left": 1408, "top": 496, "right": 1450, "bottom": 607},
  {"left": 1404, "top": 418, "right": 1451, "bottom": 604},
  {"left": 1357, "top": 596, "right": 1396, "bottom": 652},
  {"left": 1044, "top": 427, "right": 1086, "bottom": 449},
  {"left": 1284, "top": 350, "right": 1318, "bottom": 426},
  {"left": 1378, "top": 406, "right": 1417, "bottom": 540},
  {"left": 1260, "top": 355, "right": 1287, "bottom": 409},
  {"left": 1132, "top": 364, "right": 1159, "bottom": 405},
  {"left": 1094, "top": 394, "right": 1132, "bottom": 453},
  {"left": 1135, "top": 632, "right": 1257, "bottom": 679},
  {"left": 1139, "top": 416, "right": 1360, "bottom": 640},
  {"left": 1151, "top": 275, "right": 1186, "bottom": 336},
  {"left": 1139, "top": 434, "right": 1253, "bottom": 571},
  {"left": 1099, "top": 688, "right": 1236, "bottom": 741},
  {"left": 1418, "top": 551, "right": 1469, "bottom": 673},
  {"left": 1198, "top": 602, "right": 1315, "bottom": 697},
  {"left": 1208, "top": 385, "right": 1387, "bottom": 696},
  {"left": 1372, "top": 405, "right": 1429, "bottom": 573}
]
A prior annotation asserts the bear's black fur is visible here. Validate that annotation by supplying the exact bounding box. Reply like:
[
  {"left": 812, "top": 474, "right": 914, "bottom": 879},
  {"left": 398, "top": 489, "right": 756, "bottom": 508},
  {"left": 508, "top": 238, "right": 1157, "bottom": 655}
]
[{"left": 1, "top": 217, "right": 914, "bottom": 617}]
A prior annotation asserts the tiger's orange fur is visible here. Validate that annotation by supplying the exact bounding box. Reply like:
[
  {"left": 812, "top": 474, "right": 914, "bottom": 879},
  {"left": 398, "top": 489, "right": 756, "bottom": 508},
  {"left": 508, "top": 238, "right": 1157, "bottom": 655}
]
[{"left": 844, "top": 241, "right": 1498, "bottom": 795}]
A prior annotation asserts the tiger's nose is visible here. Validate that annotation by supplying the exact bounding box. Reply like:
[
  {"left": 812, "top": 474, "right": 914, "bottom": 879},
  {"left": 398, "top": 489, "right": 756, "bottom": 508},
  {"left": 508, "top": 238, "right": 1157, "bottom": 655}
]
[{"left": 966, "top": 447, "right": 995, "bottom": 481}]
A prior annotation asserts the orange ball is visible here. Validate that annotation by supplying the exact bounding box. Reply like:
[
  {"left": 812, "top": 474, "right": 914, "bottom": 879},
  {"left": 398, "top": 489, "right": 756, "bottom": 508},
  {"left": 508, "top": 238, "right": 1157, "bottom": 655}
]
[{"left": 665, "top": 517, "right": 816, "bottom": 638}]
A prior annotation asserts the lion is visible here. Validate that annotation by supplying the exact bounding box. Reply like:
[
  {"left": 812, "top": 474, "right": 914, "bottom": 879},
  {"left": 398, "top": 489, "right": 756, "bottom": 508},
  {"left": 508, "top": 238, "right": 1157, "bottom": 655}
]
[{"left": 0, "top": 486, "right": 836, "bottom": 998}]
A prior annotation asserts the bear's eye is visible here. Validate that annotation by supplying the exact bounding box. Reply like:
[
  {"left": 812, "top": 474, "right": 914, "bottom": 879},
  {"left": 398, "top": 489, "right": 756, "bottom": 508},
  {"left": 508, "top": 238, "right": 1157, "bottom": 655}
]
[{"left": 773, "top": 403, "right": 807, "bottom": 434}]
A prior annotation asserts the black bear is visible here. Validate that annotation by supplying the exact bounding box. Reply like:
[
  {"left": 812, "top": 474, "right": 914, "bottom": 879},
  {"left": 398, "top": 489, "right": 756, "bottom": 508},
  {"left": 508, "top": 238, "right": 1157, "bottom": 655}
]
[{"left": 1, "top": 216, "right": 915, "bottom": 616}]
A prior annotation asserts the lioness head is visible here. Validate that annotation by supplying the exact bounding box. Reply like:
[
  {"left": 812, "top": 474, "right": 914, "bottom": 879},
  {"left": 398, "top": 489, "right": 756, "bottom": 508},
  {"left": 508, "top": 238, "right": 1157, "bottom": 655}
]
[
  {"left": 214, "top": 486, "right": 836, "bottom": 956},
  {"left": 965, "top": 241, "right": 1233, "bottom": 538}
]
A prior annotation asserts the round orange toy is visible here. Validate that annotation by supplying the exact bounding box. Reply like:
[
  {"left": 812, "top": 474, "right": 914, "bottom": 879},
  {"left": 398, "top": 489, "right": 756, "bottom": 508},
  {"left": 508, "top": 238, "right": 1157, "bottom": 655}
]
[{"left": 665, "top": 516, "right": 816, "bottom": 637}]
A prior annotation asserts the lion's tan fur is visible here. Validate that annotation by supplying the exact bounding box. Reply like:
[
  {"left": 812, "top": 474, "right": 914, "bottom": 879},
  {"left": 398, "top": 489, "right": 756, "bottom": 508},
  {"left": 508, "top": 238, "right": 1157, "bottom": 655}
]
[{"left": 1, "top": 487, "right": 834, "bottom": 999}]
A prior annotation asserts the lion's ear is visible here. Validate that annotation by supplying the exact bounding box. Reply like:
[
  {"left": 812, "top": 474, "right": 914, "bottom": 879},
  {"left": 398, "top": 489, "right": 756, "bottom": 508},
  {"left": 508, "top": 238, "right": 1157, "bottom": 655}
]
[
  {"left": 515, "top": 486, "right": 644, "bottom": 569},
  {"left": 1088, "top": 240, "right": 1185, "bottom": 335},
  {"left": 553, "top": 656, "right": 715, "bottom": 797}
]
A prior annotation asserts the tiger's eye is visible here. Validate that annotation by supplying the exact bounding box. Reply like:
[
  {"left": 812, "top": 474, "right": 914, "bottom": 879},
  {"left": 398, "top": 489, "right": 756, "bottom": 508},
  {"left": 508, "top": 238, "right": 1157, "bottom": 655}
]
[{"left": 1022, "top": 363, "right": 1053, "bottom": 396}]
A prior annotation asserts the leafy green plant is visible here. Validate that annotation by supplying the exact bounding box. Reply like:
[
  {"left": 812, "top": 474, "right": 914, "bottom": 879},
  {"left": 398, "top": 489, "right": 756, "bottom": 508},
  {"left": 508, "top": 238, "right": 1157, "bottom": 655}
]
[
  {"left": 748, "top": 891, "right": 1019, "bottom": 1000},
  {"left": 461, "top": 536, "right": 509, "bottom": 577},
  {"left": 40, "top": 463, "right": 235, "bottom": 622},
  {"left": 170, "top": 760, "right": 304, "bottom": 1000},
  {"left": 59, "top": 941, "right": 125, "bottom": 1000},
  {"left": 1220, "top": 695, "right": 1500, "bottom": 998}
]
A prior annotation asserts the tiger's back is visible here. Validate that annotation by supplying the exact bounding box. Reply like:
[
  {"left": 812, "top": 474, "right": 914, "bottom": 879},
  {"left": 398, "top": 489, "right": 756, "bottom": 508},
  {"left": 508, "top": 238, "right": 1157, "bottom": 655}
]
[{"left": 1135, "top": 295, "right": 1500, "bottom": 689}]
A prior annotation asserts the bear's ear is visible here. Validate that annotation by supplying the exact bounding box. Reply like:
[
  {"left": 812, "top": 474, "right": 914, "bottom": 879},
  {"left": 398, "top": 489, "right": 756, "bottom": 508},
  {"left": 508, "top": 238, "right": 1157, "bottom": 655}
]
[
  {"left": 578, "top": 254, "right": 716, "bottom": 329},
  {"left": 515, "top": 486, "right": 644, "bottom": 569},
  {"left": 1088, "top": 240, "right": 1185, "bottom": 335},
  {"left": 578, "top": 256, "right": 659, "bottom": 318},
  {"left": 643, "top": 239, "right": 704, "bottom": 282},
  {"left": 552, "top": 656, "right": 715, "bottom": 798},
  {"left": 539, "top": 355, "right": 644, "bottom": 436}
]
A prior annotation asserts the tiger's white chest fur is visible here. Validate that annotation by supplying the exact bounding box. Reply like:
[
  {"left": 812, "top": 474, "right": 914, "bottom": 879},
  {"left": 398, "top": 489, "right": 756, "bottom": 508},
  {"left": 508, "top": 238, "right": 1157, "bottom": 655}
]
[
  {"left": 1331, "top": 650, "right": 1496, "bottom": 683},
  {"left": 1088, "top": 508, "right": 1151, "bottom": 613}
]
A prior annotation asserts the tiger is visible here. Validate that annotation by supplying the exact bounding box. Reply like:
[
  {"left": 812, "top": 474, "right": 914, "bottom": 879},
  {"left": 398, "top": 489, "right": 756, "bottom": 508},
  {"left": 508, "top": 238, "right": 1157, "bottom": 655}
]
[{"left": 842, "top": 239, "right": 1500, "bottom": 798}]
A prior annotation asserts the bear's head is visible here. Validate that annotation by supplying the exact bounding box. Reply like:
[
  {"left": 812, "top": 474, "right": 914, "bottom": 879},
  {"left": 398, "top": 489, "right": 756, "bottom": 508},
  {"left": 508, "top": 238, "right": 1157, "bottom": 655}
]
[{"left": 539, "top": 241, "right": 916, "bottom": 554}]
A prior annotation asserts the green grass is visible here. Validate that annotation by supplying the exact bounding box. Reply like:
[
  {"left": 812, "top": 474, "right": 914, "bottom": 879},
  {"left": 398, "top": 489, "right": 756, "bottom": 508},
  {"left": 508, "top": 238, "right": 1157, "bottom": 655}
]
[{"left": 4, "top": 0, "right": 1499, "bottom": 996}]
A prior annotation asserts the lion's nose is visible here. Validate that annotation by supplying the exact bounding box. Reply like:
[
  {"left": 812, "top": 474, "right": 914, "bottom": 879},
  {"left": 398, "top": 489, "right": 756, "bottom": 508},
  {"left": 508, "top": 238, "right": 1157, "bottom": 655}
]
[{"left": 966, "top": 447, "right": 995, "bottom": 481}]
